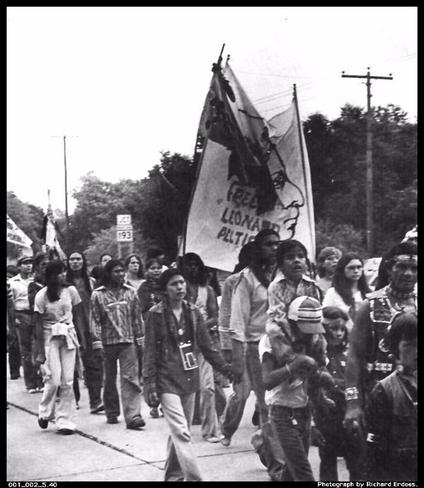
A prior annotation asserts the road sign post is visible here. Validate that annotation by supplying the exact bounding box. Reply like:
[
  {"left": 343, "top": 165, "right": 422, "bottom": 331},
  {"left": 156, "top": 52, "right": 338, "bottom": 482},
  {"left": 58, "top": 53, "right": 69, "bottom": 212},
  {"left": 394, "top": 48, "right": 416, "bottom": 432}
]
[{"left": 116, "top": 214, "right": 133, "bottom": 258}]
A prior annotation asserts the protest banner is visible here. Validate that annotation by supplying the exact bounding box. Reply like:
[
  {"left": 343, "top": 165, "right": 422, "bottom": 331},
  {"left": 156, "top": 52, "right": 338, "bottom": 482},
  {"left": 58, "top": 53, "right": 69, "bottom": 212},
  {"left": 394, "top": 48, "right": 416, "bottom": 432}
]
[{"left": 183, "top": 60, "right": 315, "bottom": 272}]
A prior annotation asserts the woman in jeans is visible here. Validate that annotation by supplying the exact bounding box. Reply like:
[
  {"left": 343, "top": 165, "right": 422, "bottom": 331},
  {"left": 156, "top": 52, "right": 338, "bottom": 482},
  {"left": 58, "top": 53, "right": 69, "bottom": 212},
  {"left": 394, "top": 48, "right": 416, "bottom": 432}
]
[
  {"left": 143, "top": 268, "right": 231, "bottom": 481},
  {"left": 34, "top": 260, "right": 84, "bottom": 435}
]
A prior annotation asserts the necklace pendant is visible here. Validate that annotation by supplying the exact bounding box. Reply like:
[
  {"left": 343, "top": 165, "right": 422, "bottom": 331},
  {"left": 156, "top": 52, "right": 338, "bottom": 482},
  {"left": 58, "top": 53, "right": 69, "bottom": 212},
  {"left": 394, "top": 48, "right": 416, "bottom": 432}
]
[{"left": 178, "top": 329, "right": 184, "bottom": 336}]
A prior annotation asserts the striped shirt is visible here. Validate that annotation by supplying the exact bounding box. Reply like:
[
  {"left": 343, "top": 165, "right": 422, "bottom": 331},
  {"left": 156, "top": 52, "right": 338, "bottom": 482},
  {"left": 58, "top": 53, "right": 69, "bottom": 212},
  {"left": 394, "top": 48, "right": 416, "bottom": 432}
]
[{"left": 90, "top": 284, "right": 144, "bottom": 346}]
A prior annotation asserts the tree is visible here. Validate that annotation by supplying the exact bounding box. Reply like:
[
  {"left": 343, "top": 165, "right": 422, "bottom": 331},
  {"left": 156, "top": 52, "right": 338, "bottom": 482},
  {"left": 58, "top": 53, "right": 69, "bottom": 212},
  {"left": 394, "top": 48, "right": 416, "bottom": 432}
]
[{"left": 304, "top": 104, "right": 416, "bottom": 256}]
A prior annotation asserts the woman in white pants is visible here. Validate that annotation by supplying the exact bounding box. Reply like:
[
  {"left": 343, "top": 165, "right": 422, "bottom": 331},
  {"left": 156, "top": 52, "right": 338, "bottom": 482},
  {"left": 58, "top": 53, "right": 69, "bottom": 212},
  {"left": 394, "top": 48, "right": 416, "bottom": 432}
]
[
  {"left": 34, "top": 260, "right": 84, "bottom": 435},
  {"left": 143, "top": 269, "right": 231, "bottom": 481}
]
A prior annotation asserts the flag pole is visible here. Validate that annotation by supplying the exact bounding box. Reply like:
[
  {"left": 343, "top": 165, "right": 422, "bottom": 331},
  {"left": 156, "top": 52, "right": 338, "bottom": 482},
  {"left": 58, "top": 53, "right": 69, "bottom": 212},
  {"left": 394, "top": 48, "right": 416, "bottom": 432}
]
[
  {"left": 293, "top": 84, "right": 315, "bottom": 260},
  {"left": 181, "top": 44, "right": 226, "bottom": 257}
]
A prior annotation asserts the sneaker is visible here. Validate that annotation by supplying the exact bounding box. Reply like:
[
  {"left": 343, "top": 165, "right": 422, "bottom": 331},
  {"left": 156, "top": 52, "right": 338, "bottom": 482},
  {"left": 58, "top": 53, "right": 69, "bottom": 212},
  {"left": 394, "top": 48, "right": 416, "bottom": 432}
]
[
  {"left": 90, "top": 403, "right": 105, "bottom": 414},
  {"left": 28, "top": 388, "right": 38, "bottom": 394},
  {"left": 75, "top": 402, "right": 80, "bottom": 410},
  {"left": 107, "top": 416, "right": 119, "bottom": 424},
  {"left": 221, "top": 436, "right": 231, "bottom": 447},
  {"left": 38, "top": 417, "right": 48, "bottom": 429},
  {"left": 127, "top": 416, "right": 146, "bottom": 430},
  {"left": 150, "top": 407, "right": 159, "bottom": 419},
  {"left": 36, "top": 386, "right": 44, "bottom": 393},
  {"left": 204, "top": 435, "right": 221, "bottom": 443},
  {"left": 57, "top": 428, "right": 75, "bottom": 435}
]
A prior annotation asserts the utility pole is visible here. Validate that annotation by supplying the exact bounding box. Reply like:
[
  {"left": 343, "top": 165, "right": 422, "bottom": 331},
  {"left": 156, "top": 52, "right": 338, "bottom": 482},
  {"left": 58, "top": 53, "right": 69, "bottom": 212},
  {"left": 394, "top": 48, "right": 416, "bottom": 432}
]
[
  {"left": 341, "top": 68, "right": 393, "bottom": 256},
  {"left": 51, "top": 135, "right": 78, "bottom": 234},
  {"left": 63, "top": 136, "right": 69, "bottom": 234}
]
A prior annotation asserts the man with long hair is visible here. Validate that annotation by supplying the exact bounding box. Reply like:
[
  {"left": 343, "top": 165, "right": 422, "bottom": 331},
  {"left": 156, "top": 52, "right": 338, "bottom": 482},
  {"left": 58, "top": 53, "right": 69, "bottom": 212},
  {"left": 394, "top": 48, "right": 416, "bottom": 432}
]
[
  {"left": 67, "top": 251, "right": 104, "bottom": 414},
  {"left": 221, "top": 229, "right": 280, "bottom": 447},
  {"left": 343, "top": 241, "right": 417, "bottom": 480}
]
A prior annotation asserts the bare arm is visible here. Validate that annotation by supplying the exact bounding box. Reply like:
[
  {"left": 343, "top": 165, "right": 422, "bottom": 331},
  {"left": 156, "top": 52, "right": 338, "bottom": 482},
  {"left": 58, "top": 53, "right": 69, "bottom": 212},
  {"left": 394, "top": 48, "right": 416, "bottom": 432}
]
[
  {"left": 204, "top": 285, "right": 218, "bottom": 330},
  {"left": 261, "top": 352, "right": 292, "bottom": 390},
  {"left": 344, "top": 301, "right": 371, "bottom": 393},
  {"left": 34, "top": 312, "right": 45, "bottom": 363}
]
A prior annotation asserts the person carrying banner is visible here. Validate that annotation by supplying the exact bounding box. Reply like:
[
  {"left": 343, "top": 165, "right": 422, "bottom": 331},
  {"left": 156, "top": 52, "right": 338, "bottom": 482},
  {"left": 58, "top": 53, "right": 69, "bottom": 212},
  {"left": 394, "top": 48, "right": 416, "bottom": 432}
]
[
  {"left": 180, "top": 252, "right": 223, "bottom": 443},
  {"left": 9, "top": 255, "right": 40, "bottom": 393},
  {"left": 90, "top": 259, "right": 146, "bottom": 429},
  {"left": 143, "top": 268, "right": 232, "bottom": 481},
  {"left": 343, "top": 240, "right": 417, "bottom": 479},
  {"left": 66, "top": 251, "right": 104, "bottom": 414},
  {"left": 220, "top": 229, "right": 280, "bottom": 447}
]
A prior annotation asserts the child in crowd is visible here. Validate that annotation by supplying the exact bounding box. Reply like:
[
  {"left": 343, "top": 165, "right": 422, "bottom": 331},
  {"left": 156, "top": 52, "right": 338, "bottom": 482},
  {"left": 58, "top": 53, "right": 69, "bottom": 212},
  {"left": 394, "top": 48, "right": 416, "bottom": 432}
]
[
  {"left": 260, "top": 296, "right": 334, "bottom": 481},
  {"left": 313, "top": 306, "right": 359, "bottom": 481},
  {"left": 365, "top": 312, "right": 417, "bottom": 481}
]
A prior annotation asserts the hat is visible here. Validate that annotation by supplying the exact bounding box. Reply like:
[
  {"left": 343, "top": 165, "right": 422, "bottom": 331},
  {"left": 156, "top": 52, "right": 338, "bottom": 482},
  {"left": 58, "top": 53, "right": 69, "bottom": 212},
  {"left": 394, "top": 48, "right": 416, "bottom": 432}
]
[
  {"left": 17, "top": 255, "right": 33, "bottom": 266},
  {"left": 287, "top": 296, "right": 325, "bottom": 334}
]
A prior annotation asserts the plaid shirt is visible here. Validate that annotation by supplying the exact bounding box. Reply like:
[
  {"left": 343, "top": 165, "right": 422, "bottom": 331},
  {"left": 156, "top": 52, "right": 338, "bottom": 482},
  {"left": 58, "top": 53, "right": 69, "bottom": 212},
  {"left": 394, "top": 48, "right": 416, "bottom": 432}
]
[
  {"left": 267, "top": 271, "right": 322, "bottom": 341},
  {"left": 90, "top": 284, "right": 144, "bottom": 347}
]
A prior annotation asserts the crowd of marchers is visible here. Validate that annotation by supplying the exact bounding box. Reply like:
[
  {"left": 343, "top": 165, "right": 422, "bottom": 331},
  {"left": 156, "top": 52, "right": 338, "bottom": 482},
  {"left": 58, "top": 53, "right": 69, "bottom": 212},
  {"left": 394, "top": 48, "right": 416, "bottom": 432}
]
[{"left": 7, "top": 227, "right": 417, "bottom": 482}]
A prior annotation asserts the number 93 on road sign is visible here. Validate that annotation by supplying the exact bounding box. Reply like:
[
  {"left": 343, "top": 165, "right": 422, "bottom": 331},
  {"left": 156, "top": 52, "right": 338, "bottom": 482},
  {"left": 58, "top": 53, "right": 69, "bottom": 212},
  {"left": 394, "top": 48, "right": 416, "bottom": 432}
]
[{"left": 117, "top": 230, "right": 133, "bottom": 242}]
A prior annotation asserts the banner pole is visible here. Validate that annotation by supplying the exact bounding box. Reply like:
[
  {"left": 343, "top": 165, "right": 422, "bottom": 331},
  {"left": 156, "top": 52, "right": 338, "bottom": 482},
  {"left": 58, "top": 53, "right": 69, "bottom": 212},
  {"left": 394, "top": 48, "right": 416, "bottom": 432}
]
[
  {"left": 181, "top": 46, "right": 225, "bottom": 257},
  {"left": 293, "top": 84, "right": 315, "bottom": 261}
]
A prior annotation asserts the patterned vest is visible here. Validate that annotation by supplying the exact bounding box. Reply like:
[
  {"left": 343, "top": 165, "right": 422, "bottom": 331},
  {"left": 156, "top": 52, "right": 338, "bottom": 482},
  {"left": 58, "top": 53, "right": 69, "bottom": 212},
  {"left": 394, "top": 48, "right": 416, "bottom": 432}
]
[{"left": 365, "top": 286, "right": 417, "bottom": 390}]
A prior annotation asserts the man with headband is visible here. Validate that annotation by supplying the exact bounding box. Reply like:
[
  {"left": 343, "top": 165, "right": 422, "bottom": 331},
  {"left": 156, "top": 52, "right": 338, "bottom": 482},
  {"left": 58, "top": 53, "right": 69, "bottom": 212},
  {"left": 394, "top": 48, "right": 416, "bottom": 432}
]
[{"left": 343, "top": 241, "right": 417, "bottom": 479}]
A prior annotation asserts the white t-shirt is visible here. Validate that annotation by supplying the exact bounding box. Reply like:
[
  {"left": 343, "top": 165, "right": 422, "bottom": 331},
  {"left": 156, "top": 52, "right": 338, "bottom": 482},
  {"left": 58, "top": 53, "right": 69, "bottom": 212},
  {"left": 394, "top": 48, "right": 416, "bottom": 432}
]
[
  {"left": 34, "top": 285, "right": 81, "bottom": 329},
  {"left": 258, "top": 334, "right": 309, "bottom": 408},
  {"left": 322, "top": 287, "right": 364, "bottom": 333}
]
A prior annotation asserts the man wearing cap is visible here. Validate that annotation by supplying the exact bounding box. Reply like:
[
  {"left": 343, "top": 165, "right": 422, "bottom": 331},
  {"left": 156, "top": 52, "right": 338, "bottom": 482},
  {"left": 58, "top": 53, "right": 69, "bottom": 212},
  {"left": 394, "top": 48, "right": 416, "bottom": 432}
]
[
  {"left": 9, "top": 256, "right": 40, "bottom": 392},
  {"left": 343, "top": 241, "right": 417, "bottom": 477},
  {"left": 260, "top": 296, "right": 332, "bottom": 481}
]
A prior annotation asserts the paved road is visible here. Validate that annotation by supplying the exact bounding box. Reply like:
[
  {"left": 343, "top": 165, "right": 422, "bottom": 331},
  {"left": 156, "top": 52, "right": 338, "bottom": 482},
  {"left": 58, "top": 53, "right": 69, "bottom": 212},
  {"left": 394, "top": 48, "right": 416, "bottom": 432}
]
[{"left": 7, "top": 370, "right": 349, "bottom": 482}]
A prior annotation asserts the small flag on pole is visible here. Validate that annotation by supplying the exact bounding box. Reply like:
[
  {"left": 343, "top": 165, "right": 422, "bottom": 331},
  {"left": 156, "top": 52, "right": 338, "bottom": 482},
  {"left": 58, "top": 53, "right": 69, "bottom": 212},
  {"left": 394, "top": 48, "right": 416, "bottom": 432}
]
[
  {"left": 41, "top": 201, "right": 67, "bottom": 261},
  {"left": 7, "top": 215, "right": 33, "bottom": 249}
]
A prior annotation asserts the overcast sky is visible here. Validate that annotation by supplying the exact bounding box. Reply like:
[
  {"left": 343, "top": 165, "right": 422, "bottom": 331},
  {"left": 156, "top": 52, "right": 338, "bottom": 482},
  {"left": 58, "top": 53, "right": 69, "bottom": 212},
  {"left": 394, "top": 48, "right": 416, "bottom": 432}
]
[{"left": 7, "top": 6, "right": 417, "bottom": 214}]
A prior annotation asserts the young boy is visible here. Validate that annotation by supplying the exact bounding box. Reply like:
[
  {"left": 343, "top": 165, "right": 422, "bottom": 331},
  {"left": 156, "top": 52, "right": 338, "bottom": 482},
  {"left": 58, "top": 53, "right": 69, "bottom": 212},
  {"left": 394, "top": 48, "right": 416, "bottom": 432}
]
[
  {"left": 313, "top": 306, "right": 360, "bottom": 480},
  {"left": 259, "top": 296, "right": 334, "bottom": 481},
  {"left": 365, "top": 312, "right": 417, "bottom": 481}
]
